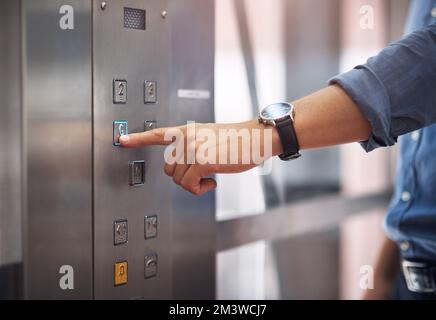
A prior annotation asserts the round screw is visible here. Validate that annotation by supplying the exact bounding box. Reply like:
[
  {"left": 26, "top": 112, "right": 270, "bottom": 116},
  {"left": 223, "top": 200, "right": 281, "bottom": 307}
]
[
  {"left": 101, "top": 2, "right": 107, "bottom": 10},
  {"left": 161, "top": 10, "right": 168, "bottom": 19}
]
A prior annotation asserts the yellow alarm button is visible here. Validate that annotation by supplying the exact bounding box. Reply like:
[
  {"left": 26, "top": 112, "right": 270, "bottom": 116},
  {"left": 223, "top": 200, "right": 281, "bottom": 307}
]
[{"left": 114, "top": 261, "right": 128, "bottom": 286}]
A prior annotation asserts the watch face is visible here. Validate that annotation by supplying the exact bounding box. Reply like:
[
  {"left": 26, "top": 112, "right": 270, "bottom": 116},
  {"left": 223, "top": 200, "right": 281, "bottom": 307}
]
[{"left": 260, "top": 103, "right": 292, "bottom": 121}]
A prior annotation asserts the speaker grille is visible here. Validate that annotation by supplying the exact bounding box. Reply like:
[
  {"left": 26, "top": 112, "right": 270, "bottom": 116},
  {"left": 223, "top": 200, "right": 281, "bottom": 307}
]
[{"left": 124, "top": 7, "right": 146, "bottom": 30}]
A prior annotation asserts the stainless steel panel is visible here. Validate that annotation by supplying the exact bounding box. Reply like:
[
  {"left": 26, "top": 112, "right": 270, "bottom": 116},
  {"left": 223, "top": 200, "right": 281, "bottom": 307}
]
[
  {"left": 93, "top": 0, "right": 172, "bottom": 299},
  {"left": 23, "top": 0, "right": 93, "bottom": 299},
  {"left": 0, "top": 0, "right": 23, "bottom": 299},
  {"left": 169, "top": 0, "right": 216, "bottom": 299},
  {"left": 0, "top": 0, "right": 22, "bottom": 268}
]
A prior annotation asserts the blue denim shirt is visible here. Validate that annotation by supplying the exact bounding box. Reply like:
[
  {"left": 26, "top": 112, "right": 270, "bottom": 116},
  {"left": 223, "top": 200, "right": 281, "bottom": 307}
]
[{"left": 330, "top": 0, "right": 436, "bottom": 261}]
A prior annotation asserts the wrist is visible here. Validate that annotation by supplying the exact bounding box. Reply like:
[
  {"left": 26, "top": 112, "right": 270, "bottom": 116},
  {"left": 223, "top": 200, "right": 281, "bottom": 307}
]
[{"left": 248, "top": 119, "right": 283, "bottom": 157}]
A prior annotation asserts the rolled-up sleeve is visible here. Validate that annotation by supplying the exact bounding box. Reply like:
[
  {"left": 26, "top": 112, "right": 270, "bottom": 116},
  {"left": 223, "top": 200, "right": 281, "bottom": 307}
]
[{"left": 329, "top": 23, "right": 436, "bottom": 152}]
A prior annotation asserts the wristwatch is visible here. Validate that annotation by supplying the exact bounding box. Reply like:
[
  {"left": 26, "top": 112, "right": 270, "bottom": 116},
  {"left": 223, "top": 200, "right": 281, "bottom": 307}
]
[{"left": 259, "top": 102, "right": 301, "bottom": 161}]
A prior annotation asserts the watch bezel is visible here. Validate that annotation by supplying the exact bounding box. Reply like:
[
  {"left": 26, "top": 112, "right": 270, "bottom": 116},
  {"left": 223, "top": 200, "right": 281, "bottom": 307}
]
[{"left": 259, "top": 102, "right": 295, "bottom": 125}]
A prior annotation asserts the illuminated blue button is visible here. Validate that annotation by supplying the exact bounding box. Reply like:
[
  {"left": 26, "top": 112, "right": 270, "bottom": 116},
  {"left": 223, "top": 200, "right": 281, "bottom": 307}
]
[{"left": 113, "top": 121, "right": 128, "bottom": 146}]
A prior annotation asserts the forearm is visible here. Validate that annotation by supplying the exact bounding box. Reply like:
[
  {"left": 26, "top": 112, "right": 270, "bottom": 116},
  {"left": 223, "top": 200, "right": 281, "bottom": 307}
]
[
  {"left": 121, "top": 25, "right": 436, "bottom": 196},
  {"left": 293, "top": 85, "right": 371, "bottom": 150},
  {"left": 274, "top": 24, "right": 436, "bottom": 155},
  {"left": 270, "top": 85, "right": 372, "bottom": 155}
]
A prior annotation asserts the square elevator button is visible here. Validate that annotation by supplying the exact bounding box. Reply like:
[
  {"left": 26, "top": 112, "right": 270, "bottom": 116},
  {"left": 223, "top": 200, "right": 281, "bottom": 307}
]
[
  {"left": 113, "top": 121, "right": 128, "bottom": 146},
  {"left": 114, "top": 220, "right": 128, "bottom": 246},
  {"left": 129, "top": 161, "right": 145, "bottom": 186},
  {"left": 113, "top": 79, "right": 127, "bottom": 104},
  {"left": 144, "top": 120, "right": 157, "bottom": 132},
  {"left": 144, "top": 215, "right": 158, "bottom": 239},
  {"left": 144, "top": 81, "right": 157, "bottom": 104},
  {"left": 114, "top": 261, "right": 128, "bottom": 286},
  {"left": 144, "top": 253, "right": 158, "bottom": 279}
]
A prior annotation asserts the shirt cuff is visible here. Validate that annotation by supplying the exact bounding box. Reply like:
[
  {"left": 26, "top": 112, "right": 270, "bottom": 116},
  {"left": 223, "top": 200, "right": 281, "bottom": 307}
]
[{"left": 329, "top": 67, "right": 398, "bottom": 152}]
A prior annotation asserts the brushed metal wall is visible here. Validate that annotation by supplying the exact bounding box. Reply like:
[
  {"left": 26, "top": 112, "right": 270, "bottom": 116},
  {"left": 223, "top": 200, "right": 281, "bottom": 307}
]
[
  {"left": 23, "top": 0, "right": 94, "bottom": 299},
  {"left": 0, "top": 0, "right": 22, "bottom": 268},
  {"left": 0, "top": 0, "right": 23, "bottom": 300},
  {"left": 169, "top": 0, "right": 216, "bottom": 300}
]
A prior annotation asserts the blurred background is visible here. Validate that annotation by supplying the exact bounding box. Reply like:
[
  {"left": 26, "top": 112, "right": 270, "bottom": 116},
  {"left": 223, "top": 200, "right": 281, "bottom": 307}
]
[{"left": 215, "top": 0, "right": 409, "bottom": 299}]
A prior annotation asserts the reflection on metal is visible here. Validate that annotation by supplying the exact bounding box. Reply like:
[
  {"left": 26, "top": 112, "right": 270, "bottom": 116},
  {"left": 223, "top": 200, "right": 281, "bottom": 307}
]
[
  {"left": 218, "top": 193, "right": 390, "bottom": 252},
  {"left": 233, "top": 0, "right": 280, "bottom": 208},
  {"left": 0, "top": 0, "right": 22, "bottom": 276},
  {"left": 0, "top": 264, "right": 23, "bottom": 300},
  {"left": 177, "top": 89, "right": 211, "bottom": 100},
  {"left": 218, "top": 231, "right": 341, "bottom": 299},
  {"left": 168, "top": 0, "right": 216, "bottom": 299},
  {"left": 23, "top": 0, "right": 94, "bottom": 299}
]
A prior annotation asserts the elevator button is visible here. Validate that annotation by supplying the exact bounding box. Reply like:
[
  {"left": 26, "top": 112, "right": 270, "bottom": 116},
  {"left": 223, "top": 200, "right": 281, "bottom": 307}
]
[
  {"left": 113, "top": 121, "right": 128, "bottom": 146},
  {"left": 144, "top": 81, "right": 157, "bottom": 104},
  {"left": 144, "top": 253, "right": 158, "bottom": 279},
  {"left": 113, "top": 79, "right": 127, "bottom": 104},
  {"left": 114, "top": 220, "right": 128, "bottom": 245},
  {"left": 144, "top": 120, "right": 157, "bottom": 132},
  {"left": 144, "top": 215, "right": 158, "bottom": 239},
  {"left": 114, "top": 261, "right": 128, "bottom": 286},
  {"left": 129, "top": 161, "right": 145, "bottom": 186}
]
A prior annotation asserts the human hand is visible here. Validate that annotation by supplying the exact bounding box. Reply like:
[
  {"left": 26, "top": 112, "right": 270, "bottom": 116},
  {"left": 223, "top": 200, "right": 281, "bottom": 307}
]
[{"left": 119, "top": 120, "right": 281, "bottom": 195}]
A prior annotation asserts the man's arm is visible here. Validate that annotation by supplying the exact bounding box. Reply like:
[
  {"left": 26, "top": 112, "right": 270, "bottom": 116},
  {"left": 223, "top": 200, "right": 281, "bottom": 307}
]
[
  {"left": 120, "top": 85, "right": 370, "bottom": 195},
  {"left": 330, "top": 23, "right": 436, "bottom": 152},
  {"left": 120, "top": 23, "right": 436, "bottom": 195},
  {"left": 293, "top": 85, "right": 371, "bottom": 150}
]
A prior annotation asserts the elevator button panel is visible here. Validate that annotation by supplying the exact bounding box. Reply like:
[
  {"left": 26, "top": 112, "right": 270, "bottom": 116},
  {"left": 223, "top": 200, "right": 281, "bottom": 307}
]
[
  {"left": 114, "top": 220, "right": 128, "bottom": 246},
  {"left": 129, "top": 161, "right": 145, "bottom": 186},
  {"left": 113, "top": 79, "right": 127, "bottom": 104},
  {"left": 145, "top": 253, "right": 158, "bottom": 279},
  {"left": 144, "top": 81, "right": 157, "bottom": 104},
  {"left": 144, "top": 120, "right": 157, "bottom": 132},
  {"left": 114, "top": 261, "right": 128, "bottom": 286},
  {"left": 144, "top": 215, "right": 158, "bottom": 239},
  {"left": 113, "top": 120, "right": 128, "bottom": 146}
]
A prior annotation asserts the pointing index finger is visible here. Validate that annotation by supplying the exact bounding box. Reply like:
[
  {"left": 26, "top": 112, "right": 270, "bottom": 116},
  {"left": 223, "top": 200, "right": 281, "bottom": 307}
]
[{"left": 120, "top": 127, "right": 181, "bottom": 148}]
